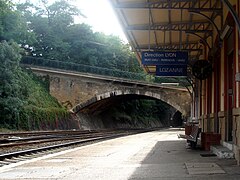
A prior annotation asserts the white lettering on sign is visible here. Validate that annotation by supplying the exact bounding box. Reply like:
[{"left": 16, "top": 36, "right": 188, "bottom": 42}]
[
  {"left": 144, "top": 52, "right": 178, "bottom": 58},
  {"left": 142, "top": 51, "right": 188, "bottom": 66},
  {"left": 165, "top": 53, "right": 177, "bottom": 57},
  {"left": 159, "top": 67, "right": 183, "bottom": 73},
  {"left": 144, "top": 52, "right": 164, "bottom": 58}
]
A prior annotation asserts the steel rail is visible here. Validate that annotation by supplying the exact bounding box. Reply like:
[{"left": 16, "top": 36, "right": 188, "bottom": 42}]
[{"left": 0, "top": 129, "right": 154, "bottom": 166}]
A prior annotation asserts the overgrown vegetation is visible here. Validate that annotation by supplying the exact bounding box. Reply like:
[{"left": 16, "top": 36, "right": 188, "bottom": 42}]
[{"left": 0, "top": 41, "right": 69, "bottom": 130}]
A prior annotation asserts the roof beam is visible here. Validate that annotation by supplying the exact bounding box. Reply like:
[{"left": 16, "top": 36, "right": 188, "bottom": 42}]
[
  {"left": 136, "top": 48, "right": 202, "bottom": 52},
  {"left": 115, "top": 0, "right": 222, "bottom": 12},
  {"left": 127, "top": 21, "right": 212, "bottom": 32}
]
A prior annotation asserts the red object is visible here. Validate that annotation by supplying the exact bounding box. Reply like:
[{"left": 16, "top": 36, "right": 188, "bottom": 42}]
[
  {"left": 201, "top": 132, "right": 221, "bottom": 151},
  {"left": 185, "top": 125, "right": 192, "bottom": 135}
]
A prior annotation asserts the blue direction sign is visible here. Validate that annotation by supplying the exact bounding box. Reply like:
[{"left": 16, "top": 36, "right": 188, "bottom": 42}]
[
  {"left": 142, "top": 51, "right": 188, "bottom": 65},
  {"left": 156, "top": 65, "right": 187, "bottom": 77}
]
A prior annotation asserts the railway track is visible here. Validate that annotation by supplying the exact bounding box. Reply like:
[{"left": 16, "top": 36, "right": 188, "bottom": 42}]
[{"left": 0, "top": 129, "right": 152, "bottom": 167}]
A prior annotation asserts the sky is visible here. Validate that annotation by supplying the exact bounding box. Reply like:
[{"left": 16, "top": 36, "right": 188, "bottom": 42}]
[
  {"left": 14, "top": 0, "right": 127, "bottom": 42},
  {"left": 75, "top": 0, "right": 127, "bottom": 41}
]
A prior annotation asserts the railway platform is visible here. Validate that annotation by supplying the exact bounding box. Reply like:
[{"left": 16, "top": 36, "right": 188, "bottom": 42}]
[{"left": 0, "top": 128, "right": 239, "bottom": 180}]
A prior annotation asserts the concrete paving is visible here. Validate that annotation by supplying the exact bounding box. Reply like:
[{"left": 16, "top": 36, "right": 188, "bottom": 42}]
[{"left": 0, "top": 128, "right": 240, "bottom": 179}]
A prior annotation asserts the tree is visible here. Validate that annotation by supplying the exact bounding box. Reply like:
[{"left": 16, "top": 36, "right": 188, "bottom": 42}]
[
  {"left": 65, "top": 23, "right": 96, "bottom": 64},
  {"left": 18, "top": 0, "right": 84, "bottom": 60},
  {"left": 0, "top": 41, "right": 25, "bottom": 128},
  {"left": 17, "top": 0, "right": 144, "bottom": 74},
  {"left": 0, "top": 0, "right": 71, "bottom": 130},
  {"left": 0, "top": 0, "right": 35, "bottom": 45}
]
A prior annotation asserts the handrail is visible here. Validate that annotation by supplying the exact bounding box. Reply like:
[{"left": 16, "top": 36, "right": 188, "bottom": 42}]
[{"left": 21, "top": 56, "right": 189, "bottom": 86}]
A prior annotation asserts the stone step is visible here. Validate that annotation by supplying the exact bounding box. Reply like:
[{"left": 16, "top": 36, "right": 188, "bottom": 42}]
[{"left": 210, "top": 145, "right": 234, "bottom": 159}]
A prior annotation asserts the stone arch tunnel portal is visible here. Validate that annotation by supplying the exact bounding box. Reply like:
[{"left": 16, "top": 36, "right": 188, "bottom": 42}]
[
  {"left": 28, "top": 67, "right": 191, "bottom": 129},
  {"left": 73, "top": 91, "right": 185, "bottom": 129}
]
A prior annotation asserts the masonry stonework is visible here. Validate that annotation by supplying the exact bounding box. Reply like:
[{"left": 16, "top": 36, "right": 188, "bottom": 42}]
[{"left": 31, "top": 67, "right": 191, "bottom": 116}]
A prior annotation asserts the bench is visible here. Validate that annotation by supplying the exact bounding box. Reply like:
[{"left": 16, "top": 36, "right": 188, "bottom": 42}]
[{"left": 178, "top": 125, "right": 201, "bottom": 149}]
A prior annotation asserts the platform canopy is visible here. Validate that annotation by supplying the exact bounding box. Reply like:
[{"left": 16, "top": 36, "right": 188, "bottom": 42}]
[{"left": 109, "top": 0, "right": 223, "bottom": 79}]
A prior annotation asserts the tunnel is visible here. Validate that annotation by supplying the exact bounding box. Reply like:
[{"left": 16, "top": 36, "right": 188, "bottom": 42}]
[{"left": 74, "top": 94, "right": 184, "bottom": 130}]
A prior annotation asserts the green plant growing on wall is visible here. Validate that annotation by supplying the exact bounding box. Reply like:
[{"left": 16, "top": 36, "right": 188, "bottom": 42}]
[{"left": 0, "top": 40, "right": 69, "bottom": 130}]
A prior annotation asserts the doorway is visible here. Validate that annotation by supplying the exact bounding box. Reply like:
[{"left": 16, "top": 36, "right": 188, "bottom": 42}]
[
  {"left": 226, "top": 52, "right": 233, "bottom": 141},
  {"left": 226, "top": 31, "right": 234, "bottom": 142}
]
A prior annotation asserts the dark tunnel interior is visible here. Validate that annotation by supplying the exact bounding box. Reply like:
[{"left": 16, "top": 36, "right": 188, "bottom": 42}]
[{"left": 77, "top": 94, "right": 184, "bottom": 129}]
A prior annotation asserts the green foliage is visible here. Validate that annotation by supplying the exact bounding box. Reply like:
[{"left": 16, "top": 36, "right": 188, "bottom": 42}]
[
  {"left": 0, "top": 41, "right": 68, "bottom": 130},
  {"left": 16, "top": 0, "right": 85, "bottom": 61},
  {"left": 21, "top": 57, "right": 147, "bottom": 81},
  {"left": 0, "top": 41, "right": 22, "bottom": 127},
  {"left": 0, "top": 0, "right": 36, "bottom": 44},
  {"left": 19, "top": 106, "right": 69, "bottom": 130},
  {"left": 14, "top": 0, "right": 144, "bottom": 75}
]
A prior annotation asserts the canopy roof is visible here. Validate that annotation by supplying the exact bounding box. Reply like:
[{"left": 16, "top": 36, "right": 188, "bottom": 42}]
[{"left": 110, "top": 0, "right": 222, "bottom": 79}]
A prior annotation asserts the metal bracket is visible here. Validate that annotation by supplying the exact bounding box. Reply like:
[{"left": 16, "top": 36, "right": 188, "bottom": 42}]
[{"left": 221, "top": 0, "right": 240, "bottom": 35}]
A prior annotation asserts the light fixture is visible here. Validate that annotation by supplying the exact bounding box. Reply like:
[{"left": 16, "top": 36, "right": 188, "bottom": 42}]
[
  {"left": 220, "top": 25, "right": 232, "bottom": 40},
  {"left": 161, "top": 83, "right": 179, "bottom": 86}
]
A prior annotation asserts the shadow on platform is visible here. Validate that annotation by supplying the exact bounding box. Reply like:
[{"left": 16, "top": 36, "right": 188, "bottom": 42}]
[{"left": 128, "top": 139, "right": 239, "bottom": 179}]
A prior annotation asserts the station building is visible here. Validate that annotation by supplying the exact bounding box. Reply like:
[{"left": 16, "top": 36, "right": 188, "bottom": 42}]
[{"left": 110, "top": 0, "right": 240, "bottom": 163}]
